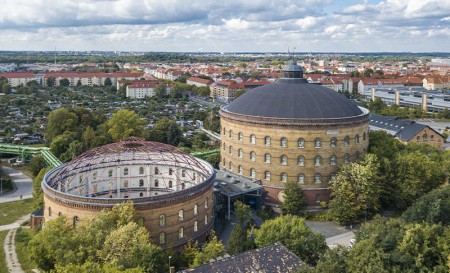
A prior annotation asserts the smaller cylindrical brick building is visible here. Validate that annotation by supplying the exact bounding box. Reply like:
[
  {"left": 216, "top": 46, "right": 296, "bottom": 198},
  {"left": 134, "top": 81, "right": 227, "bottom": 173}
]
[{"left": 42, "top": 138, "right": 215, "bottom": 248}]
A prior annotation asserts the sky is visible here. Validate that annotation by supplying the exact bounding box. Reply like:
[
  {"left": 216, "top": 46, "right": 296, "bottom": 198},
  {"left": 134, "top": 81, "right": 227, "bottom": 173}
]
[{"left": 0, "top": 0, "right": 449, "bottom": 53}]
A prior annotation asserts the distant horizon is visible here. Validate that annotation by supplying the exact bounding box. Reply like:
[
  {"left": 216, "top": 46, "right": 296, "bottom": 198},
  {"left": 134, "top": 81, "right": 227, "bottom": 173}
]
[{"left": 0, "top": 1, "right": 449, "bottom": 52}]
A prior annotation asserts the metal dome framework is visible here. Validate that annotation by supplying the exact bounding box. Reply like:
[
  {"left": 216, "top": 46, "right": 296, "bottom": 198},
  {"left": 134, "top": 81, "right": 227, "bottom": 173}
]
[{"left": 43, "top": 138, "right": 214, "bottom": 203}]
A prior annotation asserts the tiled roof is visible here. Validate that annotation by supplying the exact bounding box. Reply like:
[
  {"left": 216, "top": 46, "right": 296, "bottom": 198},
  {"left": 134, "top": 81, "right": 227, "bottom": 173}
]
[
  {"left": 1, "top": 72, "right": 36, "bottom": 78},
  {"left": 179, "top": 242, "right": 304, "bottom": 273}
]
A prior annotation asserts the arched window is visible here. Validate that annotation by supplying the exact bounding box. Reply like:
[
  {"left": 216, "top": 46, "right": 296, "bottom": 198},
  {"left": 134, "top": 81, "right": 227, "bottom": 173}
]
[
  {"left": 280, "top": 155, "right": 288, "bottom": 165},
  {"left": 108, "top": 170, "right": 113, "bottom": 177},
  {"left": 124, "top": 168, "right": 129, "bottom": 175},
  {"left": 298, "top": 174, "right": 305, "bottom": 184},
  {"left": 139, "top": 179, "right": 144, "bottom": 187},
  {"left": 194, "top": 204, "right": 198, "bottom": 216},
  {"left": 264, "top": 153, "right": 271, "bottom": 163},
  {"left": 182, "top": 170, "right": 186, "bottom": 177},
  {"left": 250, "top": 134, "right": 256, "bottom": 144},
  {"left": 355, "top": 151, "right": 360, "bottom": 160},
  {"left": 264, "top": 171, "right": 271, "bottom": 181},
  {"left": 194, "top": 221, "right": 198, "bottom": 232},
  {"left": 355, "top": 134, "right": 360, "bottom": 144},
  {"left": 330, "top": 137, "right": 337, "bottom": 147},
  {"left": 159, "top": 232, "right": 165, "bottom": 244},
  {"left": 280, "top": 137, "right": 288, "bottom": 147},
  {"left": 223, "top": 157, "right": 226, "bottom": 166},
  {"left": 229, "top": 146, "right": 233, "bottom": 155},
  {"left": 159, "top": 215, "right": 166, "bottom": 226},
  {"left": 423, "top": 134, "right": 428, "bottom": 142},
  {"left": 314, "top": 156, "right": 321, "bottom": 166},
  {"left": 250, "top": 151, "right": 256, "bottom": 161},
  {"left": 314, "top": 174, "right": 321, "bottom": 183},
  {"left": 73, "top": 216, "right": 79, "bottom": 227},
  {"left": 178, "top": 227, "right": 184, "bottom": 239},
  {"left": 298, "top": 138, "right": 305, "bottom": 148},
  {"left": 223, "top": 127, "right": 226, "bottom": 135},
  {"left": 79, "top": 175, "right": 83, "bottom": 183},
  {"left": 416, "top": 136, "right": 420, "bottom": 142},
  {"left": 265, "top": 136, "right": 271, "bottom": 146},
  {"left": 93, "top": 171, "right": 97, "bottom": 180},
  {"left": 48, "top": 206, "right": 51, "bottom": 217},
  {"left": 124, "top": 180, "right": 129, "bottom": 188},
  {"left": 205, "top": 198, "right": 209, "bottom": 209},
  {"left": 223, "top": 142, "right": 226, "bottom": 150},
  {"left": 363, "top": 131, "right": 367, "bottom": 141},
  {"left": 330, "top": 155, "right": 337, "bottom": 165},
  {"left": 315, "top": 138, "right": 321, "bottom": 148},
  {"left": 250, "top": 168, "right": 256, "bottom": 178},
  {"left": 330, "top": 173, "right": 337, "bottom": 182},
  {"left": 238, "top": 149, "right": 243, "bottom": 158},
  {"left": 154, "top": 179, "right": 159, "bottom": 187},
  {"left": 181, "top": 183, "right": 185, "bottom": 189},
  {"left": 169, "top": 168, "right": 173, "bottom": 175},
  {"left": 229, "top": 130, "right": 233, "bottom": 139},
  {"left": 280, "top": 173, "right": 287, "bottom": 182},
  {"left": 238, "top": 165, "right": 243, "bottom": 175},
  {"left": 298, "top": 156, "right": 305, "bottom": 166},
  {"left": 431, "top": 135, "right": 434, "bottom": 141},
  {"left": 229, "top": 162, "right": 233, "bottom": 171},
  {"left": 238, "top": 132, "right": 243, "bottom": 141},
  {"left": 178, "top": 210, "right": 184, "bottom": 221},
  {"left": 205, "top": 215, "right": 208, "bottom": 225},
  {"left": 139, "top": 167, "right": 144, "bottom": 175},
  {"left": 344, "top": 136, "right": 350, "bottom": 146},
  {"left": 169, "top": 181, "right": 173, "bottom": 188},
  {"left": 344, "top": 154, "right": 350, "bottom": 164},
  {"left": 154, "top": 167, "right": 159, "bottom": 175}
]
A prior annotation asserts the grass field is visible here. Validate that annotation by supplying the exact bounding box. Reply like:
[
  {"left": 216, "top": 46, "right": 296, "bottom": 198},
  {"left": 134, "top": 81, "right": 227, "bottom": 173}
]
[
  {"left": 15, "top": 227, "right": 36, "bottom": 273},
  {"left": 0, "top": 230, "right": 8, "bottom": 273},
  {"left": 0, "top": 199, "right": 34, "bottom": 226}
]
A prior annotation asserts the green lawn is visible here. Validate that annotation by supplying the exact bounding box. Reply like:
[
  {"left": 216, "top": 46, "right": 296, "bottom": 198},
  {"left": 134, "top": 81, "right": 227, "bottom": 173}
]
[
  {"left": 0, "top": 230, "right": 8, "bottom": 273},
  {"left": 0, "top": 199, "right": 34, "bottom": 226},
  {"left": 15, "top": 227, "right": 36, "bottom": 273}
]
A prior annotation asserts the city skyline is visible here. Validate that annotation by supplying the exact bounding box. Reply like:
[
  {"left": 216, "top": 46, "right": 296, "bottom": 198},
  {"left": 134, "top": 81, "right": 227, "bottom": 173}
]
[{"left": 0, "top": 0, "right": 449, "bottom": 53}]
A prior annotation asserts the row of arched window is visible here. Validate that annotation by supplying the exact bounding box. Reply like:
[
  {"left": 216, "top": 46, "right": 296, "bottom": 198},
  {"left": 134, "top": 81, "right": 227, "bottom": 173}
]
[
  {"left": 224, "top": 153, "right": 358, "bottom": 166},
  {"left": 223, "top": 128, "right": 366, "bottom": 148},
  {"left": 159, "top": 200, "right": 209, "bottom": 227},
  {"left": 105, "top": 167, "right": 188, "bottom": 177},
  {"left": 159, "top": 214, "right": 209, "bottom": 244}
]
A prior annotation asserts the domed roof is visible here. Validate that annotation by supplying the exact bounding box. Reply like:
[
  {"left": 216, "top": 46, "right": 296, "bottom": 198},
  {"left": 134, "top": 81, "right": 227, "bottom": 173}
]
[{"left": 224, "top": 61, "right": 364, "bottom": 120}]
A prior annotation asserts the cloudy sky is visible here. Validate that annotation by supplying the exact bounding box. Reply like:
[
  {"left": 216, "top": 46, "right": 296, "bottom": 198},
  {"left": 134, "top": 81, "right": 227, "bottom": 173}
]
[{"left": 0, "top": 0, "right": 449, "bottom": 52}]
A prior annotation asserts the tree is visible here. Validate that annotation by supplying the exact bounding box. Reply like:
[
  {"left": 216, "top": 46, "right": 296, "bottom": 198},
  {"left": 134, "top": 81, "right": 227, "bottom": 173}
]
[
  {"left": 82, "top": 126, "right": 96, "bottom": 150},
  {"left": 346, "top": 237, "right": 389, "bottom": 273},
  {"left": 329, "top": 154, "right": 381, "bottom": 225},
  {"left": 2, "top": 83, "right": 11, "bottom": 93},
  {"left": 166, "top": 122, "right": 182, "bottom": 146},
  {"left": 235, "top": 201, "right": 251, "bottom": 225},
  {"left": 254, "top": 215, "right": 326, "bottom": 265},
  {"left": 59, "top": 78, "right": 70, "bottom": 87},
  {"left": 32, "top": 168, "right": 50, "bottom": 210},
  {"left": 392, "top": 150, "right": 444, "bottom": 209},
  {"left": 226, "top": 223, "right": 255, "bottom": 255},
  {"left": 50, "top": 133, "right": 76, "bottom": 162},
  {"left": 312, "top": 246, "right": 349, "bottom": 273},
  {"left": 29, "top": 155, "right": 47, "bottom": 177},
  {"left": 402, "top": 185, "right": 450, "bottom": 225},
  {"left": 47, "top": 77, "right": 56, "bottom": 86},
  {"left": 106, "top": 109, "right": 146, "bottom": 141},
  {"left": 55, "top": 261, "right": 144, "bottom": 273},
  {"left": 104, "top": 77, "right": 112, "bottom": 86},
  {"left": 46, "top": 108, "right": 79, "bottom": 143},
  {"left": 191, "top": 232, "right": 225, "bottom": 268},
  {"left": 282, "top": 181, "right": 307, "bottom": 215}
]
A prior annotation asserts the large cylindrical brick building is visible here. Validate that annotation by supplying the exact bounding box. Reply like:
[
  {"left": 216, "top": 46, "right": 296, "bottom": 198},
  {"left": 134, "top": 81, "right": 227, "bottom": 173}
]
[
  {"left": 219, "top": 61, "right": 369, "bottom": 207},
  {"left": 42, "top": 138, "right": 215, "bottom": 248}
]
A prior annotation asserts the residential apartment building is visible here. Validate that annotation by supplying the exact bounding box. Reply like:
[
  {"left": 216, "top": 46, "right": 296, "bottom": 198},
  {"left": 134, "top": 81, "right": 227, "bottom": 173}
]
[
  {"left": 126, "top": 81, "right": 159, "bottom": 99},
  {"left": 2, "top": 72, "right": 39, "bottom": 87},
  {"left": 423, "top": 76, "right": 450, "bottom": 90},
  {"left": 186, "top": 77, "right": 213, "bottom": 87},
  {"left": 41, "top": 72, "right": 144, "bottom": 87}
]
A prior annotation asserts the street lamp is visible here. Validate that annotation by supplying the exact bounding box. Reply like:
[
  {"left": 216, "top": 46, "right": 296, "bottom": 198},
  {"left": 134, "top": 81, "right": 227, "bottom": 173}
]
[
  {"left": 0, "top": 177, "right": 3, "bottom": 196},
  {"left": 168, "top": 255, "right": 172, "bottom": 271}
]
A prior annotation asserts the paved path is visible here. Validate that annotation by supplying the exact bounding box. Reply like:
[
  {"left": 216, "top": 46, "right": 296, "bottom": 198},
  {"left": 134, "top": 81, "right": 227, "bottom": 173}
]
[
  {"left": 0, "top": 166, "right": 33, "bottom": 204},
  {"left": 325, "top": 231, "right": 355, "bottom": 247}
]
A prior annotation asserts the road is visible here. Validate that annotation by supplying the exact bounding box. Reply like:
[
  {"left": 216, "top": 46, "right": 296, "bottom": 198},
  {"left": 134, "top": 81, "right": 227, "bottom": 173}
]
[{"left": 0, "top": 166, "right": 33, "bottom": 204}]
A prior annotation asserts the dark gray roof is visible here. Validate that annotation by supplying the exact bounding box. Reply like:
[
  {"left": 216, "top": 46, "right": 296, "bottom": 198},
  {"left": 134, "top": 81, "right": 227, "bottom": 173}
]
[
  {"left": 179, "top": 242, "right": 304, "bottom": 273},
  {"left": 225, "top": 79, "right": 364, "bottom": 119},
  {"left": 369, "top": 114, "right": 433, "bottom": 142}
]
